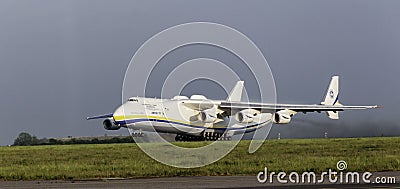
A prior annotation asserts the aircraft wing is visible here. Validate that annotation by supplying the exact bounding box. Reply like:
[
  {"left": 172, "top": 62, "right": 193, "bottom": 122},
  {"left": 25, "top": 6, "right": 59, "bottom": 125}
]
[
  {"left": 181, "top": 76, "right": 380, "bottom": 120},
  {"left": 181, "top": 100, "right": 216, "bottom": 111},
  {"left": 182, "top": 100, "right": 379, "bottom": 121},
  {"left": 219, "top": 101, "right": 379, "bottom": 113},
  {"left": 86, "top": 113, "right": 113, "bottom": 120},
  {"left": 183, "top": 100, "right": 378, "bottom": 114}
]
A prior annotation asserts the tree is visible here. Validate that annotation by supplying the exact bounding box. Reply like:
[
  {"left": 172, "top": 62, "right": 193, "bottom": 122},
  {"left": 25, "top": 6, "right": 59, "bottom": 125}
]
[{"left": 13, "top": 132, "right": 39, "bottom": 146}]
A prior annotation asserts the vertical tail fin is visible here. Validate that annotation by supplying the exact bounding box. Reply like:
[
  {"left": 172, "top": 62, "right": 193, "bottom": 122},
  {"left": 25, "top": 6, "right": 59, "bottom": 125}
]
[
  {"left": 227, "top": 81, "right": 244, "bottom": 102},
  {"left": 322, "top": 76, "right": 339, "bottom": 106},
  {"left": 321, "top": 76, "right": 341, "bottom": 119}
]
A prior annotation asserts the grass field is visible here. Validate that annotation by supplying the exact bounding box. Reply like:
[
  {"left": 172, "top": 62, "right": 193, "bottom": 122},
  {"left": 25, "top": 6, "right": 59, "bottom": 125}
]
[{"left": 0, "top": 137, "right": 399, "bottom": 181}]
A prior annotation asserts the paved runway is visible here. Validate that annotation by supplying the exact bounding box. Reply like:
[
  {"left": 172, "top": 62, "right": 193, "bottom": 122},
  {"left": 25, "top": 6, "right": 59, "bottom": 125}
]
[{"left": 1, "top": 172, "right": 399, "bottom": 189}]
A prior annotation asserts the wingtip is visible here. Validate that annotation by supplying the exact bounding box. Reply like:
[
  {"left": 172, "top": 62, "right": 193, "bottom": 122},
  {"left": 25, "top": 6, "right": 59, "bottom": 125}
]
[{"left": 376, "top": 105, "right": 383, "bottom": 109}]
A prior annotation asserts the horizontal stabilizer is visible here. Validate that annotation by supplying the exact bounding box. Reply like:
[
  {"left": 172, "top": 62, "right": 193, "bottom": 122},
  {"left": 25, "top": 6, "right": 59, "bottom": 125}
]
[{"left": 326, "top": 111, "right": 339, "bottom": 120}]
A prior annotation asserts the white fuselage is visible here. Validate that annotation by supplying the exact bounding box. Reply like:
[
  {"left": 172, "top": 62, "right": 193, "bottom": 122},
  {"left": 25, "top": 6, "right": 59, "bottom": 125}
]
[{"left": 112, "top": 97, "right": 271, "bottom": 136}]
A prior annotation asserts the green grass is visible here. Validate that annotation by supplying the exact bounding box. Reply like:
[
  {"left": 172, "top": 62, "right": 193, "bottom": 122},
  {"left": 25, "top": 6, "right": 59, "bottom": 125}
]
[{"left": 0, "top": 137, "right": 399, "bottom": 180}]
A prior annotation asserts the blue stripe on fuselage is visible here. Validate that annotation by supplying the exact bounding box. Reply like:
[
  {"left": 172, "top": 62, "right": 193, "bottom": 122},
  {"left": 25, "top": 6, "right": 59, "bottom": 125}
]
[{"left": 115, "top": 118, "right": 267, "bottom": 131}]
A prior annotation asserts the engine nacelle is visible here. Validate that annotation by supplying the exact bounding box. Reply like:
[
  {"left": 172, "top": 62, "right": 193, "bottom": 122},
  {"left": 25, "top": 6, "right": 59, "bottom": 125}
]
[
  {"left": 272, "top": 110, "right": 294, "bottom": 124},
  {"left": 103, "top": 118, "right": 121, "bottom": 130},
  {"left": 198, "top": 109, "right": 217, "bottom": 123},
  {"left": 235, "top": 109, "right": 259, "bottom": 123}
]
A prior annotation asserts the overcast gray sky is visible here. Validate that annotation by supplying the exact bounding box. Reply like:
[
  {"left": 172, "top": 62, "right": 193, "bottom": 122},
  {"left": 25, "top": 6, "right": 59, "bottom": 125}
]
[{"left": 0, "top": 0, "right": 399, "bottom": 145}]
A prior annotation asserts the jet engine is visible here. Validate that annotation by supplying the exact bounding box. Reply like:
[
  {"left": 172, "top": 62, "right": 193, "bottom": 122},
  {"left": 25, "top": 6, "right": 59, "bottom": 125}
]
[
  {"left": 198, "top": 109, "right": 217, "bottom": 123},
  {"left": 103, "top": 118, "right": 121, "bottom": 130},
  {"left": 272, "top": 109, "right": 295, "bottom": 124},
  {"left": 235, "top": 109, "right": 259, "bottom": 123}
]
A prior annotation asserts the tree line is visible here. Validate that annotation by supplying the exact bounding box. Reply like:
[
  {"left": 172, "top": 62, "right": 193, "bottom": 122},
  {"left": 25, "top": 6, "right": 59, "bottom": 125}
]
[{"left": 12, "top": 132, "right": 134, "bottom": 146}]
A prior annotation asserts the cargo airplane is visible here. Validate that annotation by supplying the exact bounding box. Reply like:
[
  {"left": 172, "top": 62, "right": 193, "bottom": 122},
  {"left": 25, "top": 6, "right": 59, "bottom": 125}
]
[{"left": 87, "top": 76, "right": 379, "bottom": 141}]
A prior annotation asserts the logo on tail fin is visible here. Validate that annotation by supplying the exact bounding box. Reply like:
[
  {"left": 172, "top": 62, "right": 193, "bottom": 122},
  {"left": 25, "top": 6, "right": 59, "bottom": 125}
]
[{"left": 329, "top": 90, "right": 334, "bottom": 99}]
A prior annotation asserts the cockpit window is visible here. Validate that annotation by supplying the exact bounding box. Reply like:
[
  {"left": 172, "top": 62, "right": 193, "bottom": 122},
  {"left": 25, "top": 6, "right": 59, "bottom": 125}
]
[{"left": 128, "top": 98, "right": 138, "bottom": 102}]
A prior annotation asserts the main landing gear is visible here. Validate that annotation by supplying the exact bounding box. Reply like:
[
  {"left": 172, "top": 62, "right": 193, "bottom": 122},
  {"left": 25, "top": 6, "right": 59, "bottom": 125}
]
[
  {"left": 130, "top": 129, "right": 144, "bottom": 137},
  {"left": 175, "top": 132, "right": 232, "bottom": 142}
]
